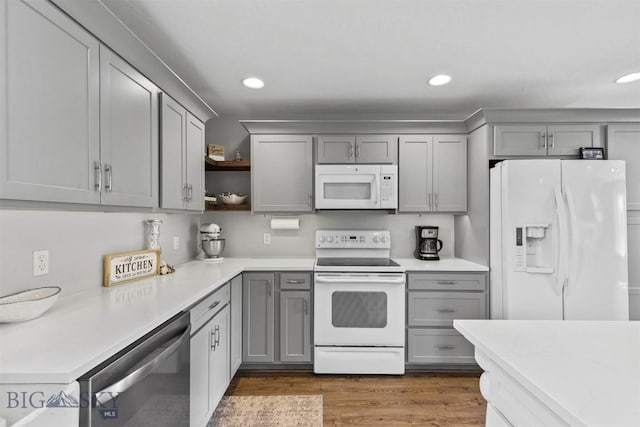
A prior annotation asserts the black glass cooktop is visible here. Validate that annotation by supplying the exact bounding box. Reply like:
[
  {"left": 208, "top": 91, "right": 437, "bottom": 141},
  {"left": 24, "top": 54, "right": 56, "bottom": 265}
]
[{"left": 316, "top": 257, "right": 400, "bottom": 267}]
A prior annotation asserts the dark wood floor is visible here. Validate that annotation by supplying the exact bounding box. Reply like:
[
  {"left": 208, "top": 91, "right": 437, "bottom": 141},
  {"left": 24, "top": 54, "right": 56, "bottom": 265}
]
[{"left": 226, "top": 371, "right": 486, "bottom": 426}]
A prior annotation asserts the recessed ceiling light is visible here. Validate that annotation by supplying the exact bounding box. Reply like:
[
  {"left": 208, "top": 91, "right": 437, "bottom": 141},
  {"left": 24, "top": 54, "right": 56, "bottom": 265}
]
[
  {"left": 242, "top": 77, "right": 264, "bottom": 89},
  {"left": 428, "top": 74, "right": 452, "bottom": 87},
  {"left": 616, "top": 72, "right": 640, "bottom": 84}
]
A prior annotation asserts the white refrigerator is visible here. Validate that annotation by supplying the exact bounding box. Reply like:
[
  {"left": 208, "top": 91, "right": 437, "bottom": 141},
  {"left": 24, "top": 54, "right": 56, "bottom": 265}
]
[{"left": 490, "top": 159, "right": 629, "bottom": 320}]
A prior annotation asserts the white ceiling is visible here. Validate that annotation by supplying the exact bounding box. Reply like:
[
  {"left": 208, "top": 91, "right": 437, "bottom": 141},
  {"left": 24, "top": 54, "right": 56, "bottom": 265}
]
[{"left": 101, "top": 0, "right": 640, "bottom": 119}]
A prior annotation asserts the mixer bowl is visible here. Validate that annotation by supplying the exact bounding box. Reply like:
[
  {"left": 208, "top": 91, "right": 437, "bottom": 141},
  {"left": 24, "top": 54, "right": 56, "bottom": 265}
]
[{"left": 202, "top": 238, "right": 225, "bottom": 258}]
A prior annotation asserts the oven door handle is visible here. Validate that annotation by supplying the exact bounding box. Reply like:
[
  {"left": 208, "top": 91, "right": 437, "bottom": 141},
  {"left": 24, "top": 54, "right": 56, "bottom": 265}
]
[
  {"left": 315, "top": 275, "right": 405, "bottom": 284},
  {"left": 94, "top": 324, "right": 191, "bottom": 406}
]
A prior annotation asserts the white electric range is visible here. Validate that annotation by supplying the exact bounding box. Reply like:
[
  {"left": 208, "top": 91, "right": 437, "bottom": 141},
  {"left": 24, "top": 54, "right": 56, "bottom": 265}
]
[{"left": 313, "top": 229, "right": 406, "bottom": 375}]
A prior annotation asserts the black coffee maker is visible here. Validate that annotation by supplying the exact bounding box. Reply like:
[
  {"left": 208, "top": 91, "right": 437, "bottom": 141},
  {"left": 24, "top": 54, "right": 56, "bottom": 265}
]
[{"left": 415, "top": 226, "right": 443, "bottom": 260}]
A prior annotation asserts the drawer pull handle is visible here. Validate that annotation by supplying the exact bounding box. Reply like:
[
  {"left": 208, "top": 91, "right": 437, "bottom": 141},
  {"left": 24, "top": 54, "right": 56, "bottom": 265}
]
[
  {"left": 437, "top": 281, "right": 456, "bottom": 285},
  {"left": 209, "top": 301, "right": 220, "bottom": 310},
  {"left": 437, "top": 345, "right": 457, "bottom": 350},
  {"left": 287, "top": 280, "right": 305, "bottom": 284},
  {"left": 437, "top": 308, "right": 456, "bottom": 313}
]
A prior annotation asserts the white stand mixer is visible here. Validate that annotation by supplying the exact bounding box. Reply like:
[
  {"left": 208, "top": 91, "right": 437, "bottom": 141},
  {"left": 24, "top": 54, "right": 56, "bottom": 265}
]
[{"left": 200, "top": 223, "right": 225, "bottom": 262}]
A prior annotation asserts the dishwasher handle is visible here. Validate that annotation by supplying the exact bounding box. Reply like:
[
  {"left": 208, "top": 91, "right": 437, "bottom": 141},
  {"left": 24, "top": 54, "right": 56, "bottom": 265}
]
[
  {"left": 315, "top": 274, "right": 405, "bottom": 285},
  {"left": 94, "top": 323, "right": 191, "bottom": 406}
]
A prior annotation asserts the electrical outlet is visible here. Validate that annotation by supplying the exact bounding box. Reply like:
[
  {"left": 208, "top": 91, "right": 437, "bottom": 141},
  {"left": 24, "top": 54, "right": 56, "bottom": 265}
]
[
  {"left": 33, "top": 250, "right": 49, "bottom": 277},
  {"left": 263, "top": 233, "right": 271, "bottom": 245},
  {"left": 173, "top": 236, "right": 180, "bottom": 250}
]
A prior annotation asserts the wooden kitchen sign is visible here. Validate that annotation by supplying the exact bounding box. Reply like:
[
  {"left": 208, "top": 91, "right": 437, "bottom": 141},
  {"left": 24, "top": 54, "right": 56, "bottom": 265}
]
[{"left": 103, "top": 249, "right": 160, "bottom": 287}]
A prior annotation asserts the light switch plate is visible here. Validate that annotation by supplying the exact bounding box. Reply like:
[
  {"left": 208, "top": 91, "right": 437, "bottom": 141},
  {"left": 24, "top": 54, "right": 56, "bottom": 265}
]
[{"left": 263, "top": 233, "right": 271, "bottom": 245}]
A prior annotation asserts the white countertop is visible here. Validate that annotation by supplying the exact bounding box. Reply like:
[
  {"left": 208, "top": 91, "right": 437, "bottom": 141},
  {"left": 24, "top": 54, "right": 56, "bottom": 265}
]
[
  {"left": 454, "top": 319, "right": 640, "bottom": 426},
  {"left": 395, "top": 257, "right": 488, "bottom": 272},
  {"left": 0, "top": 256, "right": 485, "bottom": 384},
  {"left": 0, "top": 258, "right": 313, "bottom": 384}
]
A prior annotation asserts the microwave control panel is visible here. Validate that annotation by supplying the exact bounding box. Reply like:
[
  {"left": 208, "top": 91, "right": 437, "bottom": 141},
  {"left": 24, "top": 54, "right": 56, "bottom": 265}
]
[{"left": 379, "top": 165, "right": 398, "bottom": 209}]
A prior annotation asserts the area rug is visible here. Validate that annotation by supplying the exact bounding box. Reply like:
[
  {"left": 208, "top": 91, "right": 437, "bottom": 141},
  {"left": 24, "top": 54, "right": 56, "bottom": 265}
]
[{"left": 208, "top": 395, "right": 323, "bottom": 427}]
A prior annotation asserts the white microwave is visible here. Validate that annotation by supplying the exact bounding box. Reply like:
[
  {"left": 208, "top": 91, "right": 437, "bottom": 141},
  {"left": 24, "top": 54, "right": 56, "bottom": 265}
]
[{"left": 315, "top": 164, "right": 398, "bottom": 210}]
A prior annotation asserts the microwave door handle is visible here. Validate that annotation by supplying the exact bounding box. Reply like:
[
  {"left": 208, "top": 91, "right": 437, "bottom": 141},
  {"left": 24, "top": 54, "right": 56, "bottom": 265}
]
[
  {"left": 94, "top": 324, "right": 191, "bottom": 406},
  {"left": 372, "top": 174, "right": 378, "bottom": 204}
]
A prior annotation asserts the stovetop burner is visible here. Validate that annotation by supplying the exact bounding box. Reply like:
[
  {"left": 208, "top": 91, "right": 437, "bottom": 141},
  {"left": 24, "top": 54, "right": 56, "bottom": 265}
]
[{"left": 316, "top": 257, "right": 400, "bottom": 267}]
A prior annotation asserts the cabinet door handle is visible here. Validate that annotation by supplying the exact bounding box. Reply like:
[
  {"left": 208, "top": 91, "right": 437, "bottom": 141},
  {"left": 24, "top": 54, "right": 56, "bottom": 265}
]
[
  {"left": 104, "top": 164, "right": 113, "bottom": 192},
  {"left": 214, "top": 325, "right": 220, "bottom": 347},
  {"left": 437, "top": 345, "right": 457, "bottom": 351},
  {"left": 303, "top": 299, "right": 309, "bottom": 315},
  {"left": 434, "top": 193, "right": 439, "bottom": 210},
  {"left": 267, "top": 282, "right": 272, "bottom": 296},
  {"left": 308, "top": 192, "right": 312, "bottom": 208},
  {"left": 541, "top": 133, "right": 547, "bottom": 150},
  {"left": 187, "top": 184, "right": 193, "bottom": 202},
  {"left": 428, "top": 193, "right": 432, "bottom": 210},
  {"left": 437, "top": 308, "right": 456, "bottom": 313},
  {"left": 437, "top": 281, "right": 456, "bottom": 285},
  {"left": 94, "top": 161, "right": 102, "bottom": 192},
  {"left": 183, "top": 184, "right": 188, "bottom": 202},
  {"left": 210, "top": 329, "right": 216, "bottom": 350},
  {"left": 548, "top": 132, "right": 554, "bottom": 148},
  {"left": 355, "top": 143, "right": 360, "bottom": 159},
  {"left": 347, "top": 143, "right": 353, "bottom": 159}
]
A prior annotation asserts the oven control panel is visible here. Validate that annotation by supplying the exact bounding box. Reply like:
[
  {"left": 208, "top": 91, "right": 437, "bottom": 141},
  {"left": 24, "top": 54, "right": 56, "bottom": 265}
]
[{"left": 316, "top": 230, "right": 391, "bottom": 249}]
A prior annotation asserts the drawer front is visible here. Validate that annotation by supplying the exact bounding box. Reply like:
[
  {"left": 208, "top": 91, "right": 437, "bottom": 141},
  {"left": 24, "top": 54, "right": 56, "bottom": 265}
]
[
  {"left": 407, "top": 328, "right": 475, "bottom": 364},
  {"left": 280, "top": 272, "right": 311, "bottom": 290},
  {"left": 408, "top": 273, "right": 486, "bottom": 291},
  {"left": 408, "top": 292, "right": 486, "bottom": 327},
  {"left": 190, "top": 283, "right": 230, "bottom": 330}
]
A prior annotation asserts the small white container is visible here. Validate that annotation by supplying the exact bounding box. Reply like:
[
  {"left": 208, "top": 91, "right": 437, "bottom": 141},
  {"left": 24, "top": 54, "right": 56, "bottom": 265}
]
[{"left": 0, "top": 286, "right": 61, "bottom": 323}]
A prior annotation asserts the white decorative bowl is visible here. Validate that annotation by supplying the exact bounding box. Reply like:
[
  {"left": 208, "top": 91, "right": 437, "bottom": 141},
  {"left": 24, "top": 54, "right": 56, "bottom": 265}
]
[
  {"left": 0, "top": 286, "right": 61, "bottom": 323},
  {"left": 219, "top": 193, "right": 247, "bottom": 205}
]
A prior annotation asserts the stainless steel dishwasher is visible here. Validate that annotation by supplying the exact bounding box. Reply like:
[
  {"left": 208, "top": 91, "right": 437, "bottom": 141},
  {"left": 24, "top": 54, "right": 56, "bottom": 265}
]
[{"left": 78, "top": 312, "right": 191, "bottom": 427}]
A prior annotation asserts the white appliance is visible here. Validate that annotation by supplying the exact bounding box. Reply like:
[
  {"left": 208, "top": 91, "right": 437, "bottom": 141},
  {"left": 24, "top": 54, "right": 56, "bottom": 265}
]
[
  {"left": 315, "top": 164, "right": 398, "bottom": 210},
  {"left": 313, "top": 230, "right": 406, "bottom": 375},
  {"left": 490, "top": 159, "right": 629, "bottom": 320}
]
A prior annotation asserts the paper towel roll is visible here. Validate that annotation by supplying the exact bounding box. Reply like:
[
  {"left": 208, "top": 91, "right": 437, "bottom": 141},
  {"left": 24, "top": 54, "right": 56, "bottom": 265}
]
[{"left": 270, "top": 216, "right": 300, "bottom": 230}]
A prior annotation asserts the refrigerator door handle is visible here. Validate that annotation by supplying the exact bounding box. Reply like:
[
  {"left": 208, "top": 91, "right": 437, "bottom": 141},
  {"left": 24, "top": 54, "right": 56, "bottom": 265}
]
[
  {"left": 564, "top": 186, "right": 579, "bottom": 294},
  {"left": 554, "top": 186, "right": 569, "bottom": 296}
]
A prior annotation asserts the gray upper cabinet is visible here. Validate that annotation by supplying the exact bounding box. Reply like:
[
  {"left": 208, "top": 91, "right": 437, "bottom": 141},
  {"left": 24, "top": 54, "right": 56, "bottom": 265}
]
[
  {"left": 493, "top": 124, "right": 601, "bottom": 157},
  {"left": 160, "top": 93, "right": 204, "bottom": 211},
  {"left": 251, "top": 135, "right": 313, "bottom": 212},
  {"left": 0, "top": 0, "right": 101, "bottom": 204},
  {"left": 317, "top": 135, "right": 355, "bottom": 163},
  {"left": 607, "top": 124, "right": 640, "bottom": 210},
  {"left": 242, "top": 273, "right": 275, "bottom": 363},
  {"left": 399, "top": 135, "right": 467, "bottom": 213},
  {"left": 99, "top": 46, "right": 158, "bottom": 207},
  {"left": 279, "top": 291, "right": 311, "bottom": 362},
  {"left": 317, "top": 135, "right": 397, "bottom": 164}
]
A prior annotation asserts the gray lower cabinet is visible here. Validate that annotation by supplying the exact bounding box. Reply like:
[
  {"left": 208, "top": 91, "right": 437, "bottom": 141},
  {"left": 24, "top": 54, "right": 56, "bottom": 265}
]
[
  {"left": 279, "top": 291, "right": 311, "bottom": 362},
  {"left": 406, "top": 272, "right": 487, "bottom": 366},
  {"left": 0, "top": 0, "right": 101, "bottom": 204},
  {"left": 99, "top": 45, "right": 158, "bottom": 207},
  {"left": 251, "top": 135, "right": 314, "bottom": 212},
  {"left": 399, "top": 135, "right": 467, "bottom": 212},
  {"left": 243, "top": 272, "right": 312, "bottom": 365},
  {"left": 316, "top": 134, "right": 397, "bottom": 164},
  {"left": 493, "top": 124, "right": 601, "bottom": 157},
  {"left": 160, "top": 93, "right": 204, "bottom": 210},
  {"left": 190, "top": 283, "right": 231, "bottom": 427},
  {"left": 607, "top": 124, "right": 640, "bottom": 210},
  {"left": 230, "top": 275, "right": 243, "bottom": 376}
]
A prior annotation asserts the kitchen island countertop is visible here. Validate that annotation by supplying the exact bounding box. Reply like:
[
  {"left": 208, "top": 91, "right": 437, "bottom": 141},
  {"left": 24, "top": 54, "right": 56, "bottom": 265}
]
[{"left": 454, "top": 319, "right": 640, "bottom": 426}]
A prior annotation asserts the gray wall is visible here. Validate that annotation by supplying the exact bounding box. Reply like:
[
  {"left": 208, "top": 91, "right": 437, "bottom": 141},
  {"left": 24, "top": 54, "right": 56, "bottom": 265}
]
[
  {"left": 201, "top": 211, "right": 455, "bottom": 258},
  {"left": 0, "top": 210, "right": 199, "bottom": 297},
  {"left": 454, "top": 125, "right": 490, "bottom": 265}
]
